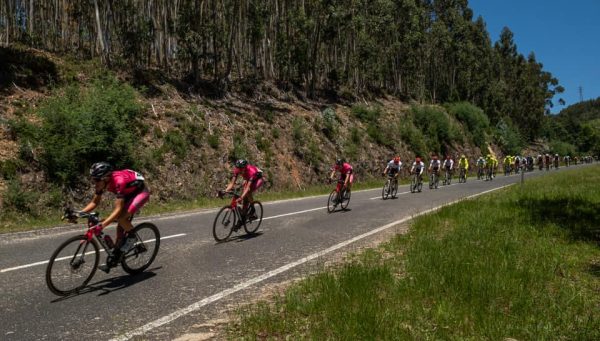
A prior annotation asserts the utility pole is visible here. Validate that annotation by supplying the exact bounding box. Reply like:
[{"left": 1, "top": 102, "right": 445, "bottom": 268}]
[{"left": 579, "top": 86, "right": 584, "bottom": 102}]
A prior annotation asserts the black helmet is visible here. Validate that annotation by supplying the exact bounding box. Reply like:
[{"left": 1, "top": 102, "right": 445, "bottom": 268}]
[
  {"left": 235, "top": 159, "right": 248, "bottom": 168},
  {"left": 90, "top": 162, "right": 113, "bottom": 179},
  {"left": 335, "top": 158, "right": 344, "bottom": 166}
]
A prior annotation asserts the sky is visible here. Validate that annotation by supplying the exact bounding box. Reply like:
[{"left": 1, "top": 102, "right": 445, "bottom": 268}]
[{"left": 468, "top": 0, "right": 600, "bottom": 113}]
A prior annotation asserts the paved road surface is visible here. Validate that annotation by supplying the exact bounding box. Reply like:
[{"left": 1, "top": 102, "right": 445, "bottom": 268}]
[{"left": 0, "top": 165, "right": 589, "bottom": 340}]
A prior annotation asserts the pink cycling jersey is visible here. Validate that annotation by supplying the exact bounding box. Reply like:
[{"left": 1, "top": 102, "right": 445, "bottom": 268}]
[
  {"left": 233, "top": 164, "right": 262, "bottom": 181},
  {"left": 334, "top": 162, "right": 353, "bottom": 175},
  {"left": 105, "top": 170, "right": 146, "bottom": 198}
]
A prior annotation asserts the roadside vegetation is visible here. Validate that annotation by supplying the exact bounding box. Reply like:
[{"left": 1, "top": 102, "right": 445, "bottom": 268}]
[{"left": 229, "top": 166, "right": 600, "bottom": 340}]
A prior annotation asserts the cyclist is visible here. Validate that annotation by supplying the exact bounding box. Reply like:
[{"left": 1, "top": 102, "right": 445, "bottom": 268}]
[
  {"left": 443, "top": 155, "right": 454, "bottom": 173},
  {"left": 514, "top": 155, "right": 521, "bottom": 173},
  {"left": 476, "top": 156, "right": 486, "bottom": 179},
  {"left": 383, "top": 156, "right": 403, "bottom": 188},
  {"left": 503, "top": 155, "right": 511, "bottom": 175},
  {"left": 330, "top": 158, "right": 354, "bottom": 194},
  {"left": 458, "top": 154, "right": 469, "bottom": 179},
  {"left": 410, "top": 157, "right": 425, "bottom": 182},
  {"left": 81, "top": 162, "right": 150, "bottom": 272},
  {"left": 553, "top": 154, "right": 560, "bottom": 169},
  {"left": 429, "top": 154, "right": 441, "bottom": 178},
  {"left": 544, "top": 154, "right": 551, "bottom": 170},
  {"left": 224, "top": 159, "right": 264, "bottom": 220},
  {"left": 491, "top": 155, "right": 498, "bottom": 178}
]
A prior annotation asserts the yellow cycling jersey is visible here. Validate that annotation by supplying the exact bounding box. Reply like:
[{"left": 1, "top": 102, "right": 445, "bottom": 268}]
[{"left": 458, "top": 158, "right": 469, "bottom": 170}]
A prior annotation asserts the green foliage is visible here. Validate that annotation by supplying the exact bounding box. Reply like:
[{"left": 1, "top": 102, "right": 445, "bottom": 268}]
[
  {"left": 410, "top": 105, "right": 458, "bottom": 154},
  {"left": 350, "top": 127, "right": 361, "bottom": 145},
  {"left": 16, "top": 74, "right": 142, "bottom": 186},
  {"left": 292, "top": 117, "right": 305, "bottom": 144},
  {"left": 447, "top": 102, "right": 489, "bottom": 149},
  {"left": 399, "top": 122, "right": 427, "bottom": 157},
  {"left": 351, "top": 105, "right": 382, "bottom": 123},
  {"left": 271, "top": 127, "right": 280, "bottom": 139},
  {"left": 320, "top": 107, "right": 338, "bottom": 140},
  {"left": 494, "top": 119, "right": 523, "bottom": 155},
  {"left": 230, "top": 133, "right": 248, "bottom": 160},
  {"left": 0, "top": 159, "right": 24, "bottom": 180},
  {"left": 2, "top": 180, "right": 40, "bottom": 214},
  {"left": 163, "top": 130, "right": 189, "bottom": 161},
  {"left": 549, "top": 141, "right": 577, "bottom": 157},
  {"left": 207, "top": 133, "right": 220, "bottom": 149}
]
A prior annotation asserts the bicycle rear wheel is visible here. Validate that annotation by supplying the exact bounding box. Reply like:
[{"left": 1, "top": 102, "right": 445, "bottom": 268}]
[
  {"left": 391, "top": 180, "right": 398, "bottom": 197},
  {"left": 121, "top": 223, "right": 160, "bottom": 274},
  {"left": 213, "top": 206, "right": 235, "bottom": 241},
  {"left": 46, "top": 236, "right": 99, "bottom": 296},
  {"left": 244, "top": 201, "right": 263, "bottom": 234},
  {"left": 327, "top": 190, "right": 338, "bottom": 213}
]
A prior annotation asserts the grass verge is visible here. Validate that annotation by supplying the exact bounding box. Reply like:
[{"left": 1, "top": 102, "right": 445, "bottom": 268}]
[{"left": 229, "top": 166, "right": 600, "bottom": 340}]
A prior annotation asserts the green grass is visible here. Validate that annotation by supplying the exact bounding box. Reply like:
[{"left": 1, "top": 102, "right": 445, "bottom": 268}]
[
  {"left": 229, "top": 166, "right": 600, "bottom": 340},
  {"left": 0, "top": 178, "right": 384, "bottom": 234}
]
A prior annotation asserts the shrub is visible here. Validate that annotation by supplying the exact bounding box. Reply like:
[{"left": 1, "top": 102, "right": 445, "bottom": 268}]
[
  {"left": 0, "top": 159, "right": 24, "bottom": 180},
  {"left": 20, "top": 74, "right": 143, "bottom": 186},
  {"left": 320, "top": 107, "right": 338, "bottom": 140},
  {"left": 400, "top": 122, "right": 427, "bottom": 157},
  {"left": 351, "top": 105, "right": 382, "bottom": 123},
  {"left": 549, "top": 141, "right": 577, "bottom": 156},
  {"left": 292, "top": 117, "right": 305, "bottom": 144},
  {"left": 350, "top": 127, "right": 362, "bottom": 144},
  {"left": 271, "top": 127, "right": 280, "bottom": 139},
  {"left": 163, "top": 130, "right": 189, "bottom": 161},
  {"left": 494, "top": 119, "right": 523, "bottom": 155},
  {"left": 411, "top": 105, "right": 457, "bottom": 154},
  {"left": 230, "top": 134, "right": 248, "bottom": 160},
  {"left": 207, "top": 133, "right": 220, "bottom": 149},
  {"left": 2, "top": 180, "right": 39, "bottom": 214},
  {"left": 447, "top": 102, "right": 489, "bottom": 149}
]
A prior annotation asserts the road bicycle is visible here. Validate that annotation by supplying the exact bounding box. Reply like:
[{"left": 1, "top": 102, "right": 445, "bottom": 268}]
[
  {"left": 410, "top": 172, "right": 423, "bottom": 193},
  {"left": 45, "top": 208, "right": 160, "bottom": 296},
  {"left": 477, "top": 165, "right": 484, "bottom": 180},
  {"left": 458, "top": 167, "right": 467, "bottom": 183},
  {"left": 381, "top": 173, "right": 398, "bottom": 200},
  {"left": 429, "top": 170, "right": 439, "bottom": 189},
  {"left": 213, "top": 190, "right": 263, "bottom": 242},
  {"left": 443, "top": 168, "right": 452, "bottom": 185},
  {"left": 485, "top": 166, "right": 493, "bottom": 181},
  {"left": 327, "top": 179, "right": 351, "bottom": 212}
]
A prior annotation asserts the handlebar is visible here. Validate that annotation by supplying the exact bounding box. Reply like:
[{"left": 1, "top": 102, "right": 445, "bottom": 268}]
[
  {"left": 62, "top": 207, "right": 100, "bottom": 225},
  {"left": 217, "top": 190, "right": 241, "bottom": 199}
]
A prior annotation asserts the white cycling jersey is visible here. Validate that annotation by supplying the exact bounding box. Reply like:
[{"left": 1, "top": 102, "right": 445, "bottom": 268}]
[
  {"left": 430, "top": 159, "right": 441, "bottom": 169},
  {"left": 411, "top": 161, "right": 425, "bottom": 175},
  {"left": 386, "top": 160, "right": 403, "bottom": 171},
  {"left": 443, "top": 159, "right": 454, "bottom": 169}
]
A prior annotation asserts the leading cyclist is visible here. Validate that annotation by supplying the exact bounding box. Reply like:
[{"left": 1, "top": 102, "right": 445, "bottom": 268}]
[
  {"left": 81, "top": 162, "right": 150, "bottom": 272},
  {"left": 330, "top": 158, "right": 354, "bottom": 193},
  {"left": 383, "top": 156, "right": 403, "bottom": 188}
]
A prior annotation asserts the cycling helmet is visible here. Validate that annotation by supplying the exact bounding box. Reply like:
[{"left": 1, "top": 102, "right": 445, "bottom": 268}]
[
  {"left": 335, "top": 158, "right": 344, "bottom": 166},
  {"left": 393, "top": 156, "right": 400, "bottom": 164},
  {"left": 90, "top": 162, "right": 113, "bottom": 179},
  {"left": 235, "top": 159, "right": 248, "bottom": 168},
  {"left": 461, "top": 154, "right": 466, "bottom": 158}
]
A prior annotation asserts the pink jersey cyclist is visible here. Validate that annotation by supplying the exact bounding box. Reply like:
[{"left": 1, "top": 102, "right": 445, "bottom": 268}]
[
  {"left": 330, "top": 158, "right": 354, "bottom": 190},
  {"left": 103, "top": 169, "right": 149, "bottom": 214},
  {"left": 232, "top": 164, "right": 264, "bottom": 192},
  {"left": 81, "top": 162, "right": 150, "bottom": 272}
]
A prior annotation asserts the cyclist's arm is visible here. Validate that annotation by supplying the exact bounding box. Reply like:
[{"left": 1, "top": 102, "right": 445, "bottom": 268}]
[
  {"left": 343, "top": 172, "right": 351, "bottom": 187},
  {"left": 329, "top": 169, "right": 336, "bottom": 180},
  {"left": 239, "top": 180, "right": 252, "bottom": 201},
  {"left": 101, "top": 198, "right": 125, "bottom": 227},
  {"left": 383, "top": 165, "right": 389, "bottom": 174},
  {"left": 81, "top": 193, "right": 102, "bottom": 213},
  {"left": 225, "top": 175, "right": 237, "bottom": 192}
]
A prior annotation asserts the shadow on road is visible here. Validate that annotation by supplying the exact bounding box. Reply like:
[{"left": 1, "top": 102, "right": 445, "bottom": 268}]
[
  {"left": 50, "top": 267, "right": 161, "bottom": 303},
  {"left": 215, "top": 231, "right": 264, "bottom": 245}
]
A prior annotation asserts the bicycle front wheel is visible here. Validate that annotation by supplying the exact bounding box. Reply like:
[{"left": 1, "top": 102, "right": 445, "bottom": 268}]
[
  {"left": 341, "top": 189, "right": 351, "bottom": 210},
  {"left": 244, "top": 201, "right": 263, "bottom": 234},
  {"left": 213, "top": 206, "right": 236, "bottom": 241},
  {"left": 382, "top": 180, "right": 390, "bottom": 200},
  {"left": 327, "top": 190, "right": 338, "bottom": 213},
  {"left": 121, "top": 223, "right": 160, "bottom": 274},
  {"left": 46, "top": 236, "right": 99, "bottom": 296}
]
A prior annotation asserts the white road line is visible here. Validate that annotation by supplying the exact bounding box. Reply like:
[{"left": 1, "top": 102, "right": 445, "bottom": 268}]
[
  {"left": 110, "top": 184, "right": 513, "bottom": 341},
  {"left": 369, "top": 191, "right": 410, "bottom": 200},
  {"left": 263, "top": 207, "right": 327, "bottom": 221},
  {"left": 0, "top": 233, "right": 187, "bottom": 273}
]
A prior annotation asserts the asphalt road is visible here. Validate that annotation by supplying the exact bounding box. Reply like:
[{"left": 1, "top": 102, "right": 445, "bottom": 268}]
[{"left": 0, "top": 165, "right": 590, "bottom": 340}]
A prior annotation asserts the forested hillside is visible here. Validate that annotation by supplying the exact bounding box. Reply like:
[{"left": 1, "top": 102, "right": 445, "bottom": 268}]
[
  {"left": 542, "top": 98, "right": 600, "bottom": 156},
  {"left": 0, "top": 0, "right": 570, "bottom": 224}
]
